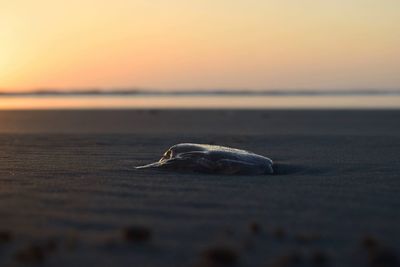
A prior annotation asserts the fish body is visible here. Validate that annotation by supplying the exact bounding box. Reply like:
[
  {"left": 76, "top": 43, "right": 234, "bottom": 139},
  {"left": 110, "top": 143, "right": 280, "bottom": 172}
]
[{"left": 136, "top": 143, "right": 273, "bottom": 175}]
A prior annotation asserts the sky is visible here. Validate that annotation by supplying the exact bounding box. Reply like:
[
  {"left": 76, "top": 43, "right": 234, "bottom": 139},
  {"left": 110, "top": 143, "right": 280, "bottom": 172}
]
[{"left": 1, "top": 0, "right": 399, "bottom": 91}]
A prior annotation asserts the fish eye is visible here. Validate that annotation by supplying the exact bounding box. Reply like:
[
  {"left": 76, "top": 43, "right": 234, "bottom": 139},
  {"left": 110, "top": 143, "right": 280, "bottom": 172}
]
[{"left": 162, "top": 150, "right": 172, "bottom": 159}]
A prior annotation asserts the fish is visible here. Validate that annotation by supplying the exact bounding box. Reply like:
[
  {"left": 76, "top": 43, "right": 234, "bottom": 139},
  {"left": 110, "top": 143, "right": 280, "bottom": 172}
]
[{"left": 136, "top": 143, "right": 273, "bottom": 175}]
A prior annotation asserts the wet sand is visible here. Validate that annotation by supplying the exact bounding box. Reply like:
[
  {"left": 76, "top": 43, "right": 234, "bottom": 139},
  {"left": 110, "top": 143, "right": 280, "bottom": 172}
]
[{"left": 0, "top": 110, "right": 399, "bottom": 266}]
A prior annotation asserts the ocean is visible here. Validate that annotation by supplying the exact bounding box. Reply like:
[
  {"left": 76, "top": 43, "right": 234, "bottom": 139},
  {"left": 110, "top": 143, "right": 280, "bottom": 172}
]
[
  {"left": 1, "top": 93, "right": 400, "bottom": 109},
  {"left": 0, "top": 95, "right": 400, "bottom": 110}
]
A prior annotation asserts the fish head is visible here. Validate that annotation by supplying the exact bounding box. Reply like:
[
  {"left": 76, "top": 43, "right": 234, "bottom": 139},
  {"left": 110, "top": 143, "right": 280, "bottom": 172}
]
[{"left": 160, "top": 143, "right": 207, "bottom": 161}]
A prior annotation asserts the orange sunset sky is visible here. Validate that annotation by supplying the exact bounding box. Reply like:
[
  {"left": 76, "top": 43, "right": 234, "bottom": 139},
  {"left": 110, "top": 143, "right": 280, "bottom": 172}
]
[{"left": 1, "top": 0, "right": 399, "bottom": 91}]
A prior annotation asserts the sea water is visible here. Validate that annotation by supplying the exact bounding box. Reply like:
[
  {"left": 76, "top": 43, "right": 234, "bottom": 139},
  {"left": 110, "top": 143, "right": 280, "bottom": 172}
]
[{"left": 1, "top": 94, "right": 400, "bottom": 109}]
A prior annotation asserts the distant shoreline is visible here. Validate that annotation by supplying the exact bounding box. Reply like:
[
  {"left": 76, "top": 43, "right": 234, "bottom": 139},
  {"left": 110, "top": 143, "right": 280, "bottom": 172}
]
[{"left": 1, "top": 89, "right": 400, "bottom": 96}]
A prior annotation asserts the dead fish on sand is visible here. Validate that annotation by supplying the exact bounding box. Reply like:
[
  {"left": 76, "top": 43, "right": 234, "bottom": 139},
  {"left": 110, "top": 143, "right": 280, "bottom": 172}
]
[{"left": 136, "top": 143, "right": 273, "bottom": 175}]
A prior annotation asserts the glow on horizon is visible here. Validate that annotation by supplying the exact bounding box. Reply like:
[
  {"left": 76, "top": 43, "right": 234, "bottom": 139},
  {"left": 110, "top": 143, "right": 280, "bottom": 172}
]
[{"left": 1, "top": 0, "right": 400, "bottom": 91}]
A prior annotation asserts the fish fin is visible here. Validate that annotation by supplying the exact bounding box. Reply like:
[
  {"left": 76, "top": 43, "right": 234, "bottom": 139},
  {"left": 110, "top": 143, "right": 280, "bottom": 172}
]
[
  {"left": 135, "top": 158, "right": 184, "bottom": 169},
  {"left": 135, "top": 161, "right": 163, "bottom": 169}
]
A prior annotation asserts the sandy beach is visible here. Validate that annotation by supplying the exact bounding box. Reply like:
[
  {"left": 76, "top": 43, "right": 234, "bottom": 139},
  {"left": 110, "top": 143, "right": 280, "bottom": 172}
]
[{"left": 0, "top": 109, "right": 399, "bottom": 266}]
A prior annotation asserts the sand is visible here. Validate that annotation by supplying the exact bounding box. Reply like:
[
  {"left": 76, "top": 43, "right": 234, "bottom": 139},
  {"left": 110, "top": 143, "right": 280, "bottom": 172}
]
[{"left": 0, "top": 110, "right": 399, "bottom": 266}]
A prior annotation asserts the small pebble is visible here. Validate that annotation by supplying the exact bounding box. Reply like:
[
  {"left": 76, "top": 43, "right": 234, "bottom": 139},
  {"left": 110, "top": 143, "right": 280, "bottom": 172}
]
[
  {"left": 368, "top": 247, "right": 399, "bottom": 267},
  {"left": 202, "top": 246, "right": 238, "bottom": 265},
  {"left": 362, "top": 236, "right": 379, "bottom": 250},
  {"left": 312, "top": 250, "right": 329, "bottom": 265},
  {"left": 0, "top": 231, "right": 13, "bottom": 243},
  {"left": 273, "top": 227, "right": 286, "bottom": 239},
  {"left": 14, "top": 245, "right": 45, "bottom": 264},
  {"left": 122, "top": 226, "right": 152, "bottom": 242},
  {"left": 270, "top": 252, "right": 303, "bottom": 267},
  {"left": 249, "top": 222, "right": 261, "bottom": 234},
  {"left": 43, "top": 239, "right": 58, "bottom": 252}
]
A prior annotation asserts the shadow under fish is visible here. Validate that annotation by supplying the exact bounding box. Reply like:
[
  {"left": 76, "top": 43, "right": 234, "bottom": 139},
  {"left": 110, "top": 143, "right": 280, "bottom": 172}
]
[{"left": 136, "top": 143, "right": 273, "bottom": 175}]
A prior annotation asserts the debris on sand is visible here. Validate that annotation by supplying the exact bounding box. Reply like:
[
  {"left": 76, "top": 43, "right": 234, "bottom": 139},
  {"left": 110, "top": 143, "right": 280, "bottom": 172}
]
[{"left": 122, "top": 226, "right": 152, "bottom": 242}]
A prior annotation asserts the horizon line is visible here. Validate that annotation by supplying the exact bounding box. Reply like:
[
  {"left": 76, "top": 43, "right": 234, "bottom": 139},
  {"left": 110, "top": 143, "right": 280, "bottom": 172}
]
[{"left": 0, "top": 88, "right": 400, "bottom": 96}]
